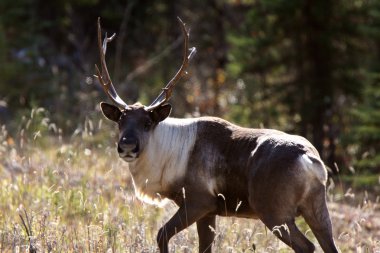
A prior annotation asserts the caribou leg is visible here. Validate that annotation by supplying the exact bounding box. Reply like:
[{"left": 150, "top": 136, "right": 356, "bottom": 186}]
[
  {"left": 196, "top": 215, "right": 216, "bottom": 253},
  {"left": 300, "top": 187, "right": 339, "bottom": 253},
  {"left": 157, "top": 196, "right": 216, "bottom": 253},
  {"left": 261, "top": 216, "right": 316, "bottom": 253}
]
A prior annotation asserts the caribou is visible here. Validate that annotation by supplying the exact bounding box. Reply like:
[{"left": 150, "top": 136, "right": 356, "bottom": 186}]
[{"left": 95, "top": 17, "right": 339, "bottom": 253}]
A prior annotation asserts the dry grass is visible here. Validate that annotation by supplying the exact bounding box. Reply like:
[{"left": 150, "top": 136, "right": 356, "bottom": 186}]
[{"left": 0, "top": 110, "right": 379, "bottom": 252}]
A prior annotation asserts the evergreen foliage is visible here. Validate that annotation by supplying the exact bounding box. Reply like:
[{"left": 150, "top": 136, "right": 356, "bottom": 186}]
[{"left": 0, "top": 0, "right": 379, "bottom": 174}]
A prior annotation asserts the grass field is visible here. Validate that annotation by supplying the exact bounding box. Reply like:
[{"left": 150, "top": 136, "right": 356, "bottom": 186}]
[{"left": 0, "top": 112, "right": 379, "bottom": 252}]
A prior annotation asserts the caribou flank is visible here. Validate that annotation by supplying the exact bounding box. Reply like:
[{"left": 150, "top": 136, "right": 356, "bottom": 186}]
[{"left": 95, "top": 17, "right": 339, "bottom": 253}]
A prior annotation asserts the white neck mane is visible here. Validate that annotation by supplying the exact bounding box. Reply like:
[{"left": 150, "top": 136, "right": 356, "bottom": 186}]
[{"left": 128, "top": 117, "right": 198, "bottom": 206}]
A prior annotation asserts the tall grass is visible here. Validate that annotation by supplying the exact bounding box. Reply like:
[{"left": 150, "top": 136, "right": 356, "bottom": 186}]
[{"left": 0, "top": 109, "right": 379, "bottom": 252}]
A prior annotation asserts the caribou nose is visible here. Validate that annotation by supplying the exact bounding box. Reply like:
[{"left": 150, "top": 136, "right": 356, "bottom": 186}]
[{"left": 118, "top": 137, "right": 139, "bottom": 153}]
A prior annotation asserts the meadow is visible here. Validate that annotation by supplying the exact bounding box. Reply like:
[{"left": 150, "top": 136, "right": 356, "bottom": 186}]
[{"left": 0, "top": 109, "right": 379, "bottom": 253}]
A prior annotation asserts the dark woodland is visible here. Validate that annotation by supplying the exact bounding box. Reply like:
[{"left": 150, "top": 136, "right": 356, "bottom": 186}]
[{"left": 3, "top": 0, "right": 377, "bottom": 175}]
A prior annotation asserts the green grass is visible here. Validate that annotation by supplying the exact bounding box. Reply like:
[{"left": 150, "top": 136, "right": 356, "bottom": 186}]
[{"left": 0, "top": 113, "right": 379, "bottom": 252}]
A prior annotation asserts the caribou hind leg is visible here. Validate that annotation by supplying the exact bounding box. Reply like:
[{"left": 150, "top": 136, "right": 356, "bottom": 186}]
[
  {"left": 300, "top": 186, "right": 339, "bottom": 253},
  {"left": 260, "top": 215, "right": 316, "bottom": 253}
]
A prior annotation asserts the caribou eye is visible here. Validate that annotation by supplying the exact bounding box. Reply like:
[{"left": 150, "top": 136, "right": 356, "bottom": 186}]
[{"left": 144, "top": 121, "right": 152, "bottom": 131}]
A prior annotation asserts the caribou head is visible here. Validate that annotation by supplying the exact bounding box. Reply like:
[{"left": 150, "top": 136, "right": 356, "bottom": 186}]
[{"left": 95, "top": 17, "right": 196, "bottom": 162}]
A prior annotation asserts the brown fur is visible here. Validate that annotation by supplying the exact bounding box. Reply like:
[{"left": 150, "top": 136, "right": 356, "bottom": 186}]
[{"left": 156, "top": 117, "right": 337, "bottom": 253}]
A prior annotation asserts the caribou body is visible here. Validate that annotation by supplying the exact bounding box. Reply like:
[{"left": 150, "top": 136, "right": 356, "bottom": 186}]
[{"left": 96, "top": 18, "right": 339, "bottom": 253}]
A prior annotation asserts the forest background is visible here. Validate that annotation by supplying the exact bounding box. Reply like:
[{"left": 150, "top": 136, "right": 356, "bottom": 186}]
[{"left": 1, "top": 0, "right": 379, "bottom": 180}]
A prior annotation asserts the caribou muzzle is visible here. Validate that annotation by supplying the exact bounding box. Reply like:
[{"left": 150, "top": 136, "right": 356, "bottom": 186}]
[{"left": 118, "top": 137, "right": 140, "bottom": 161}]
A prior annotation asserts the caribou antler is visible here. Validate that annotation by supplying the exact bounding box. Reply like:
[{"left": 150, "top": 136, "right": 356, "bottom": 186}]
[
  {"left": 95, "top": 17, "right": 129, "bottom": 109},
  {"left": 145, "top": 17, "right": 196, "bottom": 111}
]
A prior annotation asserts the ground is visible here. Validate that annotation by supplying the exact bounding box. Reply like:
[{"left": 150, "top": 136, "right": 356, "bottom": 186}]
[{"left": 0, "top": 128, "right": 379, "bottom": 252}]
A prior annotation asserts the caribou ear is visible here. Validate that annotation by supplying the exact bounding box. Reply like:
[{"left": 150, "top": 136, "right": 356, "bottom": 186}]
[
  {"left": 100, "top": 102, "right": 122, "bottom": 122},
  {"left": 150, "top": 104, "right": 172, "bottom": 123}
]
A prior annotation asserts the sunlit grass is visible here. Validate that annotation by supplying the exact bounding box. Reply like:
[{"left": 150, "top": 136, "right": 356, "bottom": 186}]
[{"left": 0, "top": 109, "right": 379, "bottom": 252}]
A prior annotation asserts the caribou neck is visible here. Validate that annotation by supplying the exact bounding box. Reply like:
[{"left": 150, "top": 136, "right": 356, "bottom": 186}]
[{"left": 128, "top": 117, "right": 198, "bottom": 203}]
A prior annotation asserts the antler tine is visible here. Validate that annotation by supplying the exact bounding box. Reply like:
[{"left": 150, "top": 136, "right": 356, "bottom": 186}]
[
  {"left": 146, "top": 17, "right": 196, "bottom": 111},
  {"left": 95, "top": 17, "right": 129, "bottom": 109}
]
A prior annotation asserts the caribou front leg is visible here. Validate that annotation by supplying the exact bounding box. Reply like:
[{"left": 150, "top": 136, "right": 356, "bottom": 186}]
[
  {"left": 196, "top": 215, "right": 216, "bottom": 253},
  {"left": 157, "top": 196, "right": 216, "bottom": 253}
]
